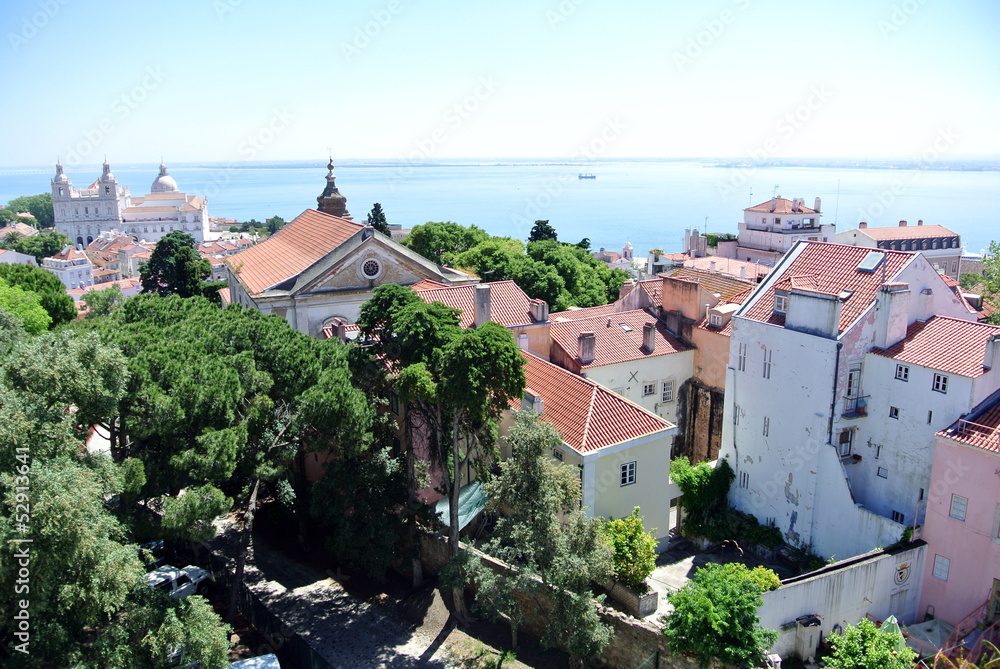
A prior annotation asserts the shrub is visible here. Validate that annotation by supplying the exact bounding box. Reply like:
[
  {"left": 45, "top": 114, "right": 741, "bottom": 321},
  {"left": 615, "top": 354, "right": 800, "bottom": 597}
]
[
  {"left": 827, "top": 618, "right": 916, "bottom": 668},
  {"left": 671, "top": 457, "right": 735, "bottom": 540},
  {"left": 603, "top": 507, "right": 657, "bottom": 591}
]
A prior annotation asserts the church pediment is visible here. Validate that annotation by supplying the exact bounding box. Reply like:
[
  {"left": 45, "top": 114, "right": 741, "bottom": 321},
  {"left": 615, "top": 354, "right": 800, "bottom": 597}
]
[{"left": 290, "top": 236, "right": 457, "bottom": 297}]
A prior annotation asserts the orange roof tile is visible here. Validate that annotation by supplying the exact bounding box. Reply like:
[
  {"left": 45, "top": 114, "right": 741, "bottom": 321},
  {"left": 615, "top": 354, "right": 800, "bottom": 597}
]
[
  {"left": 414, "top": 280, "right": 535, "bottom": 329},
  {"left": 664, "top": 267, "right": 756, "bottom": 301},
  {"left": 937, "top": 394, "right": 1000, "bottom": 454},
  {"left": 871, "top": 316, "right": 1000, "bottom": 378},
  {"left": 742, "top": 242, "right": 915, "bottom": 334},
  {"left": 520, "top": 353, "right": 672, "bottom": 454},
  {"left": 746, "top": 197, "right": 818, "bottom": 215},
  {"left": 640, "top": 278, "right": 663, "bottom": 306},
  {"left": 549, "top": 310, "right": 691, "bottom": 369},
  {"left": 861, "top": 224, "right": 958, "bottom": 241},
  {"left": 679, "top": 256, "right": 770, "bottom": 282},
  {"left": 219, "top": 287, "right": 231, "bottom": 305},
  {"left": 410, "top": 279, "right": 448, "bottom": 291},
  {"left": 550, "top": 304, "right": 618, "bottom": 322},
  {"left": 225, "top": 209, "right": 363, "bottom": 295}
]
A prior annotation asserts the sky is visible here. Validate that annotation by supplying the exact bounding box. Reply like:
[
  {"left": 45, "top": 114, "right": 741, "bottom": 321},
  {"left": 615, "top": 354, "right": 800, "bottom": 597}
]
[{"left": 1, "top": 0, "right": 999, "bottom": 166}]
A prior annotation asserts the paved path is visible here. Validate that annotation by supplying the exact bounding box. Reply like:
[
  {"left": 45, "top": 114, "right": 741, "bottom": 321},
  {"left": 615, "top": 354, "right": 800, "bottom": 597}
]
[{"left": 206, "top": 520, "right": 459, "bottom": 669}]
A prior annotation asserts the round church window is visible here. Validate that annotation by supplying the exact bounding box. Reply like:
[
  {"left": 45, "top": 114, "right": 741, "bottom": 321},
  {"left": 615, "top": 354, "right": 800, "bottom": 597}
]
[{"left": 362, "top": 259, "right": 380, "bottom": 278}]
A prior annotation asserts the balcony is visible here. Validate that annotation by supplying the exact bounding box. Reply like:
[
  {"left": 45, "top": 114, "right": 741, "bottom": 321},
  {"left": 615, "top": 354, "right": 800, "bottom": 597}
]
[{"left": 842, "top": 395, "right": 870, "bottom": 419}]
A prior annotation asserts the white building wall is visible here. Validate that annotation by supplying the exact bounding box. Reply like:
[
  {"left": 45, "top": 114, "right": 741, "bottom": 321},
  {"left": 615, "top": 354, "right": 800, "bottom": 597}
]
[
  {"left": 759, "top": 542, "right": 927, "bottom": 658},
  {"left": 583, "top": 350, "right": 695, "bottom": 425}
]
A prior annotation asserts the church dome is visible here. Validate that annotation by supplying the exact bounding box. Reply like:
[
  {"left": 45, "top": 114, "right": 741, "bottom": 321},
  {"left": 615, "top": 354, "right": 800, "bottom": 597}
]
[
  {"left": 53, "top": 161, "right": 69, "bottom": 184},
  {"left": 151, "top": 162, "right": 179, "bottom": 193},
  {"left": 100, "top": 159, "right": 115, "bottom": 182}
]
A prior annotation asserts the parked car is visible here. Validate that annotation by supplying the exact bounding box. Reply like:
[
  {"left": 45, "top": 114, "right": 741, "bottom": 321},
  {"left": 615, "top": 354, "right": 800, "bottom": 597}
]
[
  {"left": 230, "top": 654, "right": 281, "bottom": 668},
  {"left": 146, "top": 565, "right": 212, "bottom": 599}
]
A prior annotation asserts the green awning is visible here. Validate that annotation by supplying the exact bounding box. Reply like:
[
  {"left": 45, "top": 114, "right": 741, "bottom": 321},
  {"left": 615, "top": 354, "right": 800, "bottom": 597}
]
[{"left": 435, "top": 480, "right": 486, "bottom": 530}]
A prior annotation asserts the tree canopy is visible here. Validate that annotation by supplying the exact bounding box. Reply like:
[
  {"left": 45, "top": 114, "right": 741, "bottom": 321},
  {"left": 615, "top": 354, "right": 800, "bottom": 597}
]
[
  {"left": 528, "top": 219, "right": 558, "bottom": 243},
  {"left": 4, "top": 193, "right": 53, "bottom": 228},
  {"left": 0, "top": 278, "right": 50, "bottom": 333},
  {"left": 468, "top": 411, "right": 613, "bottom": 660},
  {"left": 661, "top": 562, "right": 779, "bottom": 668},
  {"left": 139, "top": 231, "right": 211, "bottom": 298},
  {"left": 0, "top": 262, "right": 77, "bottom": 327},
  {"left": 826, "top": 618, "right": 916, "bottom": 669},
  {"left": 401, "top": 221, "right": 490, "bottom": 264},
  {"left": 366, "top": 202, "right": 391, "bottom": 237},
  {"left": 9, "top": 230, "right": 72, "bottom": 265}
]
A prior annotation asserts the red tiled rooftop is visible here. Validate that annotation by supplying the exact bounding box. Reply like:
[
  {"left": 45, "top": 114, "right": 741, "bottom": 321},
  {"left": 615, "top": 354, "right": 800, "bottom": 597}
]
[
  {"left": 550, "top": 304, "right": 618, "bottom": 322},
  {"left": 549, "top": 309, "right": 691, "bottom": 369},
  {"left": 410, "top": 279, "right": 448, "bottom": 291},
  {"left": 664, "top": 267, "right": 756, "bottom": 302},
  {"left": 745, "top": 197, "right": 817, "bottom": 215},
  {"left": 414, "top": 280, "right": 535, "bottom": 329},
  {"left": 742, "top": 242, "right": 915, "bottom": 334},
  {"left": 225, "top": 209, "right": 363, "bottom": 295},
  {"left": 519, "top": 353, "right": 673, "bottom": 454},
  {"left": 871, "top": 316, "right": 1000, "bottom": 378},
  {"left": 938, "top": 396, "right": 1000, "bottom": 454},
  {"left": 861, "top": 224, "right": 958, "bottom": 241}
]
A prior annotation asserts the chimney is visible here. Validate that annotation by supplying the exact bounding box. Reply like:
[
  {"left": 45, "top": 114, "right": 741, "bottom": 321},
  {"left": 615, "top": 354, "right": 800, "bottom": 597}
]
[
  {"left": 770, "top": 196, "right": 777, "bottom": 212},
  {"left": 740, "top": 265, "right": 746, "bottom": 280},
  {"left": 684, "top": 229, "right": 691, "bottom": 254},
  {"left": 917, "top": 219, "right": 923, "bottom": 226},
  {"left": 521, "top": 389, "right": 544, "bottom": 414},
  {"left": 619, "top": 279, "right": 635, "bottom": 300},
  {"left": 792, "top": 197, "right": 802, "bottom": 212},
  {"left": 642, "top": 322, "right": 656, "bottom": 353},
  {"left": 919, "top": 288, "right": 934, "bottom": 321},
  {"left": 814, "top": 197, "right": 821, "bottom": 212},
  {"left": 899, "top": 220, "right": 908, "bottom": 227},
  {"left": 874, "top": 283, "right": 911, "bottom": 349},
  {"left": 710, "top": 260, "right": 717, "bottom": 274},
  {"left": 859, "top": 221, "right": 868, "bottom": 229},
  {"left": 984, "top": 335, "right": 1000, "bottom": 371},
  {"left": 578, "top": 331, "right": 596, "bottom": 364},
  {"left": 529, "top": 298, "right": 549, "bottom": 323},
  {"left": 474, "top": 283, "right": 491, "bottom": 328}
]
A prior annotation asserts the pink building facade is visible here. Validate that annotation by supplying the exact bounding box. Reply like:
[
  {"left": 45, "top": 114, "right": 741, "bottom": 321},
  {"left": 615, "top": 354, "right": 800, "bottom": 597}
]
[{"left": 919, "top": 390, "right": 1000, "bottom": 626}]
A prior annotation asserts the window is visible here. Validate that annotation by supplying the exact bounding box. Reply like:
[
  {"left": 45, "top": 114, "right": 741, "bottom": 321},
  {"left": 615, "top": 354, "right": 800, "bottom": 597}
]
[
  {"left": 846, "top": 364, "right": 862, "bottom": 398},
  {"left": 738, "top": 343, "right": 747, "bottom": 372},
  {"left": 951, "top": 261, "right": 958, "bottom": 274},
  {"left": 362, "top": 259, "right": 381, "bottom": 278},
  {"left": 875, "top": 444, "right": 882, "bottom": 459},
  {"left": 932, "top": 555, "right": 950, "bottom": 581},
  {"left": 763, "top": 349, "right": 773, "bottom": 379},
  {"left": 643, "top": 383, "right": 656, "bottom": 397},
  {"left": 889, "top": 406, "right": 899, "bottom": 419},
  {"left": 877, "top": 467, "right": 888, "bottom": 479},
  {"left": 774, "top": 295, "right": 787, "bottom": 313},
  {"left": 710, "top": 313, "right": 722, "bottom": 327},
  {"left": 733, "top": 404, "right": 741, "bottom": 426},
  {"left": 933, "top": 373, "right": 949, "bottom": 394},
  {"left": 928, "top": 410, "right": 934, "bottom": 424},
  {"left": 763, "top": 416, "right": 770, "bottom": 437},
  {"left": 662, "top": 380, "right": 674, "bottom": 403},
  {"left": 84, "top": 206, "right": 88, "bottom": 215},
  {"left": 739, "top": 471, "right": 749, "bottom": 489},
  {"left": 950, "top": 494, "right": 968, "bottom": 521},
  {"left": 553, "top": 449, "right": 564, "bottom": 462},
  {"left": 838, "top": 429, "right": 854, "bottom": 457},
  {"left": 919, "top": 488, "right": 925, "bottom": 501},
  {"left": 895, "top": 364, "right": 909, "bottom": 381},
  {"left": 389, "top": 392, "right": 399, "bottom": 415},
  {"left": 892, "top": 510, "right": 905, "bottom": 524},
  {"left": 620, "top": 461, "right": 636, "bottom": 487}
]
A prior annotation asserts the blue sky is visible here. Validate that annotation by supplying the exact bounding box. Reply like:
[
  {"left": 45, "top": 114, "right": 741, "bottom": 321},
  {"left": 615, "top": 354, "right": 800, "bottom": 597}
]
[{"left": 1, "top": 0, "right": 998, "bottom": 166}]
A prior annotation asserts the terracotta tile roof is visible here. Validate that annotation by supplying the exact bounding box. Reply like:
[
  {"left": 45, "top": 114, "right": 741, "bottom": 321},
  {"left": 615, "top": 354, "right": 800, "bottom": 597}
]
[
  {"left": 550, "top": 304, "right": 618, "bottom": 322},
  {"left": 414, "top": 280, "right": 535, "bottom": 329},
  {"left": 224, "top": 209, "right": 363, "bottom": 295},
  {"left": 938, "top": 394, "right": 1000, "bottom": 454},
  {"left": 219, "top": 287, "right": 231, "bottom": 305},
  {"left": 664, "top": 266, "right": 756, "bottom": 302},
  {"left": 695, "top": 288, "right": 754, "bottom": 337},
  {"left": 49, "top": 246, "right": 89, "bottom": 262},
  {"left": 639, "top": 278, "right": 662, "bottom": 306},
  {"left": 871, "top": 316, "right": 1000, "bottom": 378},
  {"left": 410, "top": 279, "right": 448, "bottom": 291},
  {"left": 678, "top": 256, "right": 770, "bottom": 282},
  {"left": 549, "top": 309, "right": 691, "bottom": 369},
  {"left": 742, "top": 242, "right": 915, "bottom": 334},
  {"left": 519, "top": 353, "right": 673, "bottom": 454},
  {"left": 861, "top": 224, "right": 958, "bottom": 241},
  {"left": 746, "top": 197, "right": 817, "bottom": 215}
]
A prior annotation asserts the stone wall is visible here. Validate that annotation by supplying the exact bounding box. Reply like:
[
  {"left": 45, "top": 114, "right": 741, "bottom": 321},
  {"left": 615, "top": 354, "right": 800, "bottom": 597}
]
[{"left": 419, "top": 532, "right": 724, "bottom": 669}]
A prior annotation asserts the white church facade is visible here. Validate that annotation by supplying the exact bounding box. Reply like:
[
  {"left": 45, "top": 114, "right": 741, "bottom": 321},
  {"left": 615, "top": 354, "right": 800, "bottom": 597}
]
[{"left": 52, "top": 161, "right": 210, "bottom": 246}]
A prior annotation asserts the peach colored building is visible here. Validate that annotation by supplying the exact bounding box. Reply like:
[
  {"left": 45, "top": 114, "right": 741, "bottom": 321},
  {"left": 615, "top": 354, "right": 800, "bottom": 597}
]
[{"left": 920, "top": 390, "right": 1000, "bottom": 627}]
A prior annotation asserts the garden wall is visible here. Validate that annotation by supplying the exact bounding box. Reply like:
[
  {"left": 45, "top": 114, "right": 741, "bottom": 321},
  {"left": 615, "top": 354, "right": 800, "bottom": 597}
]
[{"left": 419, "top": 532, "right": 724, "bottom": 669}]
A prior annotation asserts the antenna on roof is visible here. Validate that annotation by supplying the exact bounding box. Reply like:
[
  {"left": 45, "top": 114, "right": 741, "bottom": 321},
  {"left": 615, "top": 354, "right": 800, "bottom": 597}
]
[
  {"left": 773, "top": 184, "right": 780, "bottom": 197},
  {"left": 748, "top": 187, "right": 753, "bottom": 207}
]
